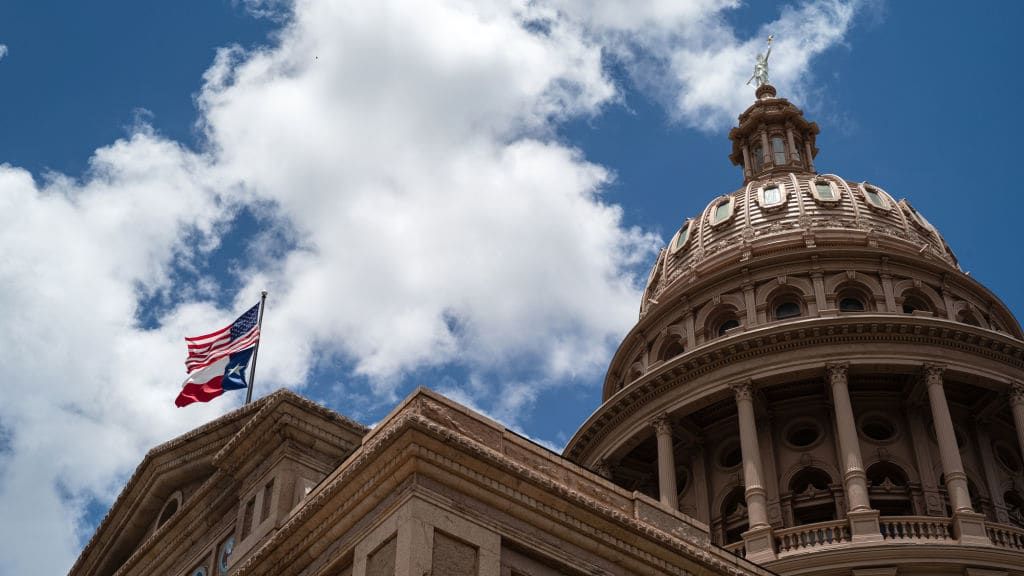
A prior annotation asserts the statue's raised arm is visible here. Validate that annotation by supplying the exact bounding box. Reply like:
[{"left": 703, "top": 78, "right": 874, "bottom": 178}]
[{"left": 747, "top": 34, "right": 774, "bottom": 88}]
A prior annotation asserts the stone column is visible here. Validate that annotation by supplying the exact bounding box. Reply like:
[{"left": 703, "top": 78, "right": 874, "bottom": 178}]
[
  {"left": 732, "top": 380, "right": 776, "bottom": 562},
  {"left": 811, "top": 272, "right": 827, "bottom": 315},
  {"left": 741, "top": 145, "right": 753, "bottom": 180},
  {"left": 691, "top": 441, "right": 711, "bottom": 524},
  {"left": 924, "top": 364, "right": 990, "bottom": 545},
  {"left": 760, "top": 131, "right": 771, "bottom": 168},
  {"left": 804, "top": 140, "right": 815, "bottom": 171},
  {"left": 785, "top": 124, "right": 797, "bottom": 165},
  {"left": 975, "top": 419, "right": 1008, "bottom": 523},
  {"left": 1011, "top": 383, "right": 1024, "bottom": 469},
  {"left": 652, "top": 415, "right": 678, "bottom": 510},
  {"left": 826, "top": 363, "right": 882, "bottom": 542},
  {"left": 907, "top": 404, "right": 944, "bottom": 516}
]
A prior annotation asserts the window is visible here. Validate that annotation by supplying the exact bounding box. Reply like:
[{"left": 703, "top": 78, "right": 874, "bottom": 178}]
[
  {"left": 752, "top": 144, "right": 764, "bottom": 172},
  {"left": 839, "top": 298, "right": 865, "bottom": 312},
  {"left": 719, "top": 442, "right": 742, "bottom": 469},
  {"left": 863, "top": 185, "right": 888, "bottom": 209},
  {"left": 868, "top": 462, "right": 913, "bottom": 516},
  {"left": 717, "top": 319, "right": 740, "bottom": 336},
  {"left": 905, "top": 202, "right": 935, "bottom": 231},
  {"left": 192, "top": 567, "right": 208, "bottom": 576},
  {"left": 156, "top": 496, "right": 179, "bottom": 529},
  {"left": 241, "top": 496, "right": 255, "bottom": 539},
  {"left": 760, "top": 184, "right": 785, "bottom": 209},
  {"left": 792, "top": 138, "right": 802, "bottom": 161},
  {"left": 860, "top": 416, "right": 896, "bottom": 442},
  {"left": 260, "top": 479, "right": 275, "bottom": 523},
  {"left": 813, "top": 181, "right": 836, "bottom": 201},
  {"left": 720, "top": 486, "right": 748, "bottom": 544},
  {"left": 671, "top": 220, "right": 692, "bottom": 254},
  {"left": 659, "top": 338, "right": 685, "bottom": 361},
  {"left": 217, "top": 535, "right": 235, "bottom": 575},
  {"left": 789, "top": 468, "right": 836, "bottom": 525},
  {"left": 785, "top": 422, "right": 821, "bottom": 448},
  {"left": 774, "top": 301, "right": 801, "bottom": 320},
  {"left": 709, "top": 197, "right": 734, "bottom": 226},
  {"left": 901, "top": 293, "right": 931, "bottom": 314},
  {"left": 994, "top": 442, "right": 1023, "bottom": 473},
  {"left": 771, "top": 136, "right": 786, "bottom": 165}
]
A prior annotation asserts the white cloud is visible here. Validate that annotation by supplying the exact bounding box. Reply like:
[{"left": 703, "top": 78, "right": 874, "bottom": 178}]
[
  {"left": 553, "top": 0, "right": 860, "bottom": 130},
  {"left": 0, "top": 0, "right": 864, "bottom": 573},
  {"left": 0, "top": 44, "right": 7, "bottom": 61}
]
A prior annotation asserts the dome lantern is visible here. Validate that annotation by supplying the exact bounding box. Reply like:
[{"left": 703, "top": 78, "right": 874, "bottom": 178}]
[{"left": 728, "top": 84, "right": 820, "bottom": 184}]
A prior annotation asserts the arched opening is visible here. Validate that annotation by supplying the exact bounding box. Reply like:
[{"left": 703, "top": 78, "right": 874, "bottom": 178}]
[
  {"left": 658, "top": 338, "right": 685, "bottom": 361},
  {"left": 157, "top": 498, "right": 178, "bottom": 528},
  {"left": 1005, "top": 491, "right": 1024, "bottom": 528},
  {"left": 901, "top": 291, "right": 932, "bottom": 314},
  {"left": 774, "top": 301, "right": 802, "bottom": 320},
  {"left": 788, "top": 467, "right": 837, "bottom": 525},
  {"left": 866, "top": 462, "right": 913, "bottom": 516},
  {"left": 720, "top": 486, "right": 749, "bottom": 544},
  {"left": 957, "top": 310, "right": 981, "bottom": 327},
  {"left": 706, "top": 306, "right": 743, "bottom": 340},
  {"left": 835, "top": 282, "right": 874, "bottom": 313}
]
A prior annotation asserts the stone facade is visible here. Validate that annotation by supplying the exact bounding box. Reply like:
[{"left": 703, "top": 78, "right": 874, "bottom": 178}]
[{"left": 73, "top": 87, "right": 1024, "bottom": 576}]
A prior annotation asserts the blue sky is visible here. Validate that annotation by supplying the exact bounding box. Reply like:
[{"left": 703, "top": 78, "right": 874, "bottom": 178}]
[{"left": 1, "top": 1, "right": 1021, "bottom": 573}]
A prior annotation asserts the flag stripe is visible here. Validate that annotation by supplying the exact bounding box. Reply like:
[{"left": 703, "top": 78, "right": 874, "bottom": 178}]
[
  {"left": 184, "top": 324, "right": 231, "bottom": 343},
  {"left": 184, "top": 329, "right": 260, "bottom": 372}
]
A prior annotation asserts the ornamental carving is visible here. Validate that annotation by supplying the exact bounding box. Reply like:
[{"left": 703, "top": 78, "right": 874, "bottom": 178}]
[
  {"left": 825, "top": 362, "right": 849, "bottom": 386},
  {"left": 922, "top": 363, "right": 946, "bottom": 387},
  {"left": 731, "top": 379, "right": 754, "bottom": 402},
  {"left": 1010, "top": 382, "right": 1024, "bottom": 408},
  {"left": 651, "top": 414, "right": 673, "bottom": 436}
]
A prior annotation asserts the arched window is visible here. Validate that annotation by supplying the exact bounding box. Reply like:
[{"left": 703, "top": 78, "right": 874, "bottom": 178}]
[
  {"left": 866, "top": 462, "right": 913, "bottom": 516},
  {"left": 771, "top": 136, "right": 786, "bottom": 165},
  {"left": 839, "top": 297, "right": 865, "bottom": 312},
  {"left": 1005, "top": 491, "right": 1024, "bottom": 528},
  {"left": 836, "top": 283, "right": 873, "bottom": 313},
  {"left": 717, "top": 319, "right": 740, "bottom": 337},
  {"left": 958, "top": 310, "right": 981, "bottom": 326},
  {"left": 788, "top": 467, "right": 837, "bottom": 525},
  {"left": 901, "top": 292, "right": 932, "bottom": 314},
  {"left": 720, "top": 486, "right": 748, "bottom": 544},
  {"left": 659, "top": 338, "right": 685, "bottom": 361},
  {"left": 773, "top": 298, "right": 802, "bottom": 321},
  {"left": 157, "top": 497, "right": 179, "bottom": 529},
  {"left": 752, "top": 144, "right": 764, "bottom": 172}
]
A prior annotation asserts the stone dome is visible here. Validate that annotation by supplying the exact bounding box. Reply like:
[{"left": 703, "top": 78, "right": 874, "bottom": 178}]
[
  {"left": 565, "top": 85, "right": 1024, "bottom": 572},
  {"left": 641, "top": 172, "right": 959, "bottom": 320}
]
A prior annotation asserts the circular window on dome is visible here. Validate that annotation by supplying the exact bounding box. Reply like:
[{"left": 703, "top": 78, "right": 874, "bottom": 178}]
[
  {"left": 859, "top": 415, "right": 897, "bottom": 443},
  {"left": 708, "top": 196, "right": 735, "bottom": 227},
  {"left": 994, "top": 441, "right": 1023, "bottom": 473},
  {"left": 217, "top": 535, "right": 235, "bottom": 575},
  {"left": 718, "top": 441, "right": 742, "bottom": 469},
  {"left": 670, "top": 219, "right": 693, "bottom": 254},
  {"left": 784, "top": 420, "right": 823, "bottom": 449},
  {"left": 192, "top": 567, "right": 208, "bottom": 576},
  {"left": 861, "top": 184, "right": 890, "bottom": 211}
]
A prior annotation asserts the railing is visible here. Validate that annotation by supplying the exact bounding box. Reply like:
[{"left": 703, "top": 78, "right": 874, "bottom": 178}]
[
  {"left": 722, "top": 540, "right": 746, "bottom": 558},
  {"left": 987, "top": 523, "right": 1024, "bottom": 550},
  {"left": 879, "top": 516, "right": 953, "bottom": 542},
  {"left": 774, "top": 519, "right": 851, "bottom": 555}
]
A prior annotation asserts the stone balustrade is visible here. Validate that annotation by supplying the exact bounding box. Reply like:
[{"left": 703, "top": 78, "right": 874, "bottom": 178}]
[
  {"left": 986, "top": 523, "right": 1024, "bottom": 550},
  {"left": 774, "top": 520, "right": 851, "bottom": 555},
  {"left": 723, "top": 540, "right": 746, "bottom": 558},
  {"left": 877, "top": 516, "right": 953, "bottom": 541}
]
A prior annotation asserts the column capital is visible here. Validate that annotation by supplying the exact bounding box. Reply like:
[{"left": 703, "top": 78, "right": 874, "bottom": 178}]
[
  {"left": 923, "top": 363, "right": 946, "bottom": 387},
  {"left": 652, "top": 413, "right": 673, "bottom": 436},
  {"left": 825, "top": 362, "right": 849, "bottom": 384},
  {"left": 731, "top": 379, "right": 754, "bottom": 402},
  {"left": 1009, "top": 382, "right": 1024, "bottom": 407}
]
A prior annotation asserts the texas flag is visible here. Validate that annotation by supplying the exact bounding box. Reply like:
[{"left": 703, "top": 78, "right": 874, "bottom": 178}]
[{"left": 175, "top": 303, "right": 261, "bottom": 407}]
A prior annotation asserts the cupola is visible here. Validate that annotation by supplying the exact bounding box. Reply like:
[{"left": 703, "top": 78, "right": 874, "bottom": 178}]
[{"left": 728, "top": 84, "right": 820, "bottom": 184}]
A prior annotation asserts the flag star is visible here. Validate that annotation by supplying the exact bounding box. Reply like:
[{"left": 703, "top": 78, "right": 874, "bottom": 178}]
[{"left": 227, "top": 364, "right": 245, "bottom": 377}]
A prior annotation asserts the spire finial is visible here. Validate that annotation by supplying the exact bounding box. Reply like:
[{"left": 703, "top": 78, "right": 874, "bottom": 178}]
[{"left": 746, "top": 35, "right": 773, "bottom": 90}]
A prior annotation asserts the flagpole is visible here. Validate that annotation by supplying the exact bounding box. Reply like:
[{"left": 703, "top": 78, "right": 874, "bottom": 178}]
[{"left": 245, "top": 290, "right": 268, "bottom": 405}]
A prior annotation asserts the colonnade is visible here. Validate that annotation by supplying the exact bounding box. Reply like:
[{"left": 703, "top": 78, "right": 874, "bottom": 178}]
[{"left": 643, "top": 363, "right": 1014, "bottom": 560}]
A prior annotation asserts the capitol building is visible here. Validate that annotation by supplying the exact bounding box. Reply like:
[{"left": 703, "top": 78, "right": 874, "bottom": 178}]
[{"left": 72, "top": 84, "right": 1024, "bottom": 576}]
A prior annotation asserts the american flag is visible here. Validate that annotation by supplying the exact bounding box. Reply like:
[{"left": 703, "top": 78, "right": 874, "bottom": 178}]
[{"left": 185, "top": 303, "right": 261, "bottom": 373}]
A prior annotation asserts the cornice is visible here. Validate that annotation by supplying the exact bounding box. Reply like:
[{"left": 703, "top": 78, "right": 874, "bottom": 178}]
[
  {"left": 232, "top": 391, "right": 771, "bottom": 576},
  {"left": 569, "top": 315, "right": 1024, "bottom": 464}
]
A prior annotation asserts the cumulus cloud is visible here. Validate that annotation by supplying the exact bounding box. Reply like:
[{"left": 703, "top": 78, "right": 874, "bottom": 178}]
[
  {"left": 553, "top": 0, "right": 859, "bottom": 129},
  {"left": 0, "top": 0, "right": 863, "bottom": 573},
  {"left": 0, "top": 44, "right": 7, "bottom": 61}
]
